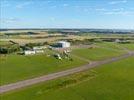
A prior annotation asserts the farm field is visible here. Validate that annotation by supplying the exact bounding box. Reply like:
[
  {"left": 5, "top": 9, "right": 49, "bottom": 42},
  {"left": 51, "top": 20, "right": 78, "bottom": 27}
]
[
  {"left": 1, "top": 56, "right": 134, "bottom": 100},
  {"left": 0, "top": 54, "right": 87, "bottom": 85}
]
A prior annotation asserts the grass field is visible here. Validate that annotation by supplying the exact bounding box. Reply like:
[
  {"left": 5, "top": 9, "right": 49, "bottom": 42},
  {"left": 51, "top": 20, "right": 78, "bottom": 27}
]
[
  {"left": 119, "top": 43, "right": 134, "bottom": 50},
  {"left": 0, "top": 41, "right": 12, "bottom": 46},
  {"left": 95, "top": 42, "right": 124, "bottom": 50},
  {"left": 71, "top": 46, "right": 125, "bottom": 61},
  {"left": 1, "top": 56, "right": 134, "bottom": 100},
  {"left": 0, "top": 42, "right": 131, "bottom": 85},
  {"left": 0, "top": 54, "right": 87, "bottom": 85},
  {"left": 96, "top": 42, "right": 134, "bottom": 51}
]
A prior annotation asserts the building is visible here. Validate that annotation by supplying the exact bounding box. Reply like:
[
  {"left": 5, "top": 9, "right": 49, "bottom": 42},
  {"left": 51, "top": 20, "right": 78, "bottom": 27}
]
[
  {"left": 24, "top": 46, "right": 45, "bottom": 55},
  {"left": 57, "top": 41, "right": 70, "bottom": 48},
  {"left": 24, "top": 50, "right": 35, "bottom": 55},
  {"left": 33, "top": 46, "right": 46, "bottom": 53},
  {"left": 35, "top": 50, "right": 44, "bottom": 53},
  {"left": 33, "top": 46, "right": 46, "bottom": 50},
  {"left": 115, "top": 39, "right": 121, "bottom": 43}
]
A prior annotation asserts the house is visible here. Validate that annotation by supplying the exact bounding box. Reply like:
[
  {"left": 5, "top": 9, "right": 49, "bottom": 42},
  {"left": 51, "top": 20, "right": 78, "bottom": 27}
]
[
  {"left": 57, "top": 41, "right": 70, "bottom": 48},
  {"left": 24, "top": 50, "right": 35, "bottom": 55}
]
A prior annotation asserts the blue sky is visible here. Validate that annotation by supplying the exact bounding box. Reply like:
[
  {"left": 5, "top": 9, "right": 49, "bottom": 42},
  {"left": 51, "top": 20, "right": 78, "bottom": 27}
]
[{"left": 1, "top": 0, "right": 134, "bottom": 29}]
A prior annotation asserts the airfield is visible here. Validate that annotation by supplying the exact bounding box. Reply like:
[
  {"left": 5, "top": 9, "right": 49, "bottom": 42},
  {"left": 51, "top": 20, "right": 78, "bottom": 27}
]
[{"left": 0, "top": 30, "right": 134, "bottom": 100}]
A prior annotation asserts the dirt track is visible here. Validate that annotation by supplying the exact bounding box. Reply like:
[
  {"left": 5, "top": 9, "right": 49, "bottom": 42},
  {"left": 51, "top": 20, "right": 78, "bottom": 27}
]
[{"left": 0, "top": 52, "right": 133, "bottom": 94}]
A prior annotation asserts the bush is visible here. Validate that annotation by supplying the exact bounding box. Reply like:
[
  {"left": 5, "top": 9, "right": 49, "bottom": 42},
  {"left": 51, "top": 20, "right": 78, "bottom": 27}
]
[{"left": 0, "top": 44, "right": 20, "bottom": 54}]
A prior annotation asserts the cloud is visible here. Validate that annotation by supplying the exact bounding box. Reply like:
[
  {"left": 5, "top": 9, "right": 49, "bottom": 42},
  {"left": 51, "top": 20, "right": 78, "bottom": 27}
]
[
  {"left": 83, "top": 8, "right": 89, "bottom": 12},
  {"left": 95, "top": 8, "right": 107, "bottom": 11},
  {"left": 63, "top": 4, "right": 69, "bottom": 7},
  {"left": 50, "top": 17, "right": 56, "bottom": 21},
  {"left": 130, "top": 8, "right": 134, "bottom": 10},
  {"left": 109, "top": 0, "right": 127, "bottom": 5},
  {"left": 45, "top": 1, "right": 52, "bottom": 3},
  {"left": 16, "top": 1, "right": 33, "bottom": 9},
  {"left": 94, "top": 7, "right": 134, "bottom": 16},
  {"left": 112, "top": 8, "right": 124, "bottom": 11},
  {"left": 0, "top": 18, "right": 20, "bottom": 24},
  {"left": 40, "top": 1, "right": 52, "bottom": 5},
  {"left": 1, "top": 0, "right": 10, "bottom": 7},
  {"left": 50, "top": 5, "right": 57, "bottom": 8},
  {"left": 104, "top": 11, "right": 134, "bottom": 16}
]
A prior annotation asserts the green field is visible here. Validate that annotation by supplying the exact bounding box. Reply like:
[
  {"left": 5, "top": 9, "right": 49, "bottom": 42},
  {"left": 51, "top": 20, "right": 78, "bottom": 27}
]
[
  {"left": 72, "top": 46, "right": 125, "bottom": 60},
  {"left": 99, "top": 42, "right": 134, "bottom": 50},
  {"left": 95, "top": 42, "right": 124, "bottom": 50},
  {"left": 0, "top": 54, "right": 87, "bottom": 85},
  {"left": 1, "top": 56, "right": 134, "bottom": 100},
  {"left": 0, "top": 42, "right": 131, "bottom": 85},
  {"left": 0, "top": 41, "right": 12, "bottom": 46},
  {"left": 0, "top": 41, "right": 133, "bottom": 100},
  {"left": 119, "top": 43, "right": 134, "bottom": 50},
  {"left": 96, "top": 42, "right": 134, "bottom": 51}
]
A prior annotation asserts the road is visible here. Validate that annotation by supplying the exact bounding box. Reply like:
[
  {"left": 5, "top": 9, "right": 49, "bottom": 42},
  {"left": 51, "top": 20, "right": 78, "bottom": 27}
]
[{"left": 0, "top": 52, "right": 133, "bottom": 94}]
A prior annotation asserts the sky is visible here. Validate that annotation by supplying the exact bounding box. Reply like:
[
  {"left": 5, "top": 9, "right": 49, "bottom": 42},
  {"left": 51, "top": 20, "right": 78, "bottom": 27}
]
[{"left": 0, "top": 0, "right": 134, "bottom": 29}]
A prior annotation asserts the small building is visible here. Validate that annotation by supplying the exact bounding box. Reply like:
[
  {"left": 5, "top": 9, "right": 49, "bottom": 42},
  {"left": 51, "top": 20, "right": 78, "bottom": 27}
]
[
  {"left": 57, "top": 41, "right": 70, "bottom": 48},
  {"left": 35, "top": 50, "right": 44, "bottom": 53},
  {"left": 24, "top": 50, "right": 35, "bottom": 55},
  {"left": 33, "top": 46, "right": 46, "bottom": 53},
  {"left": 115, "top": 39, "right": 121, "bottom": 43},
  {"left": 33, "top": 46, "right": 46, "bottom": 50}
]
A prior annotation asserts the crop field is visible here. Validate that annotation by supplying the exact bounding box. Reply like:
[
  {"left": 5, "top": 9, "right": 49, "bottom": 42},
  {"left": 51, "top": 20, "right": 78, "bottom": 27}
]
[
  {"left": 0, "top": 54, "right": 87, "bottom": 85},
  {"left": 1, "top": 56, "right": 134, "bottom": 100}
]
